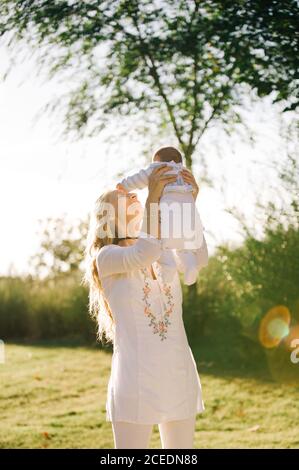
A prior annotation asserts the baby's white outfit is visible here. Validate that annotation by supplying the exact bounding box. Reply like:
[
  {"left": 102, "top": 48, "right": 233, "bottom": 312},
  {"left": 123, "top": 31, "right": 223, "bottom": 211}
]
[
  {"left": 96, "top": 211, "right": 209, "bottom": 424},
  {"left": 118, "top": 160, "right": 205, "bottom": 285}
]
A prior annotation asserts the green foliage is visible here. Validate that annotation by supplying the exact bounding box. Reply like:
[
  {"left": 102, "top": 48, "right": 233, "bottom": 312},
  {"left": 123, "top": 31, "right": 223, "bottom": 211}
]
[
  {"left": 1, "top": 0, "right": 297, "bottom": 164},
  {"left": 0, "top": 274, "right": 95, "bottom": 341},
  {"left": 29, "top": 216, "right": 88, "bottom": 279},
  {"left": 180, "top": 221, "right": 299, "bottom": 373}
]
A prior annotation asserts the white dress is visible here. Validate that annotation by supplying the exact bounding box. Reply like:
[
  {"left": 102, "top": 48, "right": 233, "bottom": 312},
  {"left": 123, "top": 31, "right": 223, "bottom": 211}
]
[{"left": 96, "top": 230, "right": 208, "bottom": 425}]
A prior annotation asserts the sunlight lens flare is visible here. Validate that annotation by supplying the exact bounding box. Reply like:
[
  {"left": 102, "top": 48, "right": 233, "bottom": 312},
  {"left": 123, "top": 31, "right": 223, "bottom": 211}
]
[
  {"left": 283, "top": 324, "right": 299, "bottom": 351},
  {"left": 259, "top": 305, "right": 291, "bottom": 349}
]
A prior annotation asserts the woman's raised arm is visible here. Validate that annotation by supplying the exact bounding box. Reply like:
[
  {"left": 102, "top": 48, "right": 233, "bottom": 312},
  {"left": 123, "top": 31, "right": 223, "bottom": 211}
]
[
  {"left": 97, "top": 164, "right": 178, "bottom": 278},
  {"left": 96, "top": 235, "right": 162, "bottom": 278}
]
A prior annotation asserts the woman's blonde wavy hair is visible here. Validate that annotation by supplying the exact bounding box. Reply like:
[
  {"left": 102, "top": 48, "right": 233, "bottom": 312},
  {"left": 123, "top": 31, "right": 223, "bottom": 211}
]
[{"left": 81, "top": 190, "right": 117, "bottom": 345}]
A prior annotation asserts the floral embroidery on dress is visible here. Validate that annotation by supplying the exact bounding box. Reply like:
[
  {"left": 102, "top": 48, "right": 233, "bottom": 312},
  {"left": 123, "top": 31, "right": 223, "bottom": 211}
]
[{"left": 141, "top": 262, "right": 175, "bottom": 341}]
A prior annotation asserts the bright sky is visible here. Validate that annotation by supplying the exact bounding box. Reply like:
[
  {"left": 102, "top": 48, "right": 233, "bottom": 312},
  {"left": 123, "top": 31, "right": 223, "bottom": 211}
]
[{"left": 0, "top": 42, "right": 290, "bottom": 276}]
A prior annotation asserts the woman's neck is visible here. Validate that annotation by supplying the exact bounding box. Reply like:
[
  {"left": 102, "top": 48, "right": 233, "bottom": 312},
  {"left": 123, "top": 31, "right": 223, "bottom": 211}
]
[{"left": 115, "top": 237, "right": 138, "bottom": 247}]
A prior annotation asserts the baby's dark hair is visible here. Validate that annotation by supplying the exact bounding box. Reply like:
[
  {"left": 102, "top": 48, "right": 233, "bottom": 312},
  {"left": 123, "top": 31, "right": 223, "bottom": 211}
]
[{"left": 152, "top": 146, "right": 182, "bottom": 164}]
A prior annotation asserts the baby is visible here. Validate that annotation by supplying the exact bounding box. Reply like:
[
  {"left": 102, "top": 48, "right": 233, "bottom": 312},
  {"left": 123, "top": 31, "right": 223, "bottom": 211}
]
[{"left": 116, "top": 146, "right": 205, "bottom": 285}]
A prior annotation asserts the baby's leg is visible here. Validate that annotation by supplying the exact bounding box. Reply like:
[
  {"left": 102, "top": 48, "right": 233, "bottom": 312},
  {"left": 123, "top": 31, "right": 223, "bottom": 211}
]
[
  {"left": 158, "top": 249, "right": 177, "bottom": 283},
  {"left": 175, "top": 250, "right": 199, "bottom": 286}
]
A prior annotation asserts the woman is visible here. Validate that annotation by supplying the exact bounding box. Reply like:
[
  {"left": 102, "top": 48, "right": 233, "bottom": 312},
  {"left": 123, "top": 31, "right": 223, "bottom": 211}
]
[{"left": 83, "top": 164, "right": 208, "bottom": 449}]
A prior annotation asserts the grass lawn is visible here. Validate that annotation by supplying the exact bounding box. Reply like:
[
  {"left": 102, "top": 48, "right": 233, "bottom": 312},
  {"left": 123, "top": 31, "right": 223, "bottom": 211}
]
[{"left": 0, "top": 342, "right": 299, "bottom": 449}]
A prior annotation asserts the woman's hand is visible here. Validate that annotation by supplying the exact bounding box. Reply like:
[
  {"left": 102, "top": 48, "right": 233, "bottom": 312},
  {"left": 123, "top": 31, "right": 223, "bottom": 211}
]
[
  {"left": 116, "top": 183, "right": 128, "bottom": 193},
  {"left": 147, "top": 164, "right": 177, "bottom": 204},
  {"left": 180, "top": 168, "right": 200, "bottom": 201},
  {"left": 143, "top": 164, "right": 177, "bottom": 240}
]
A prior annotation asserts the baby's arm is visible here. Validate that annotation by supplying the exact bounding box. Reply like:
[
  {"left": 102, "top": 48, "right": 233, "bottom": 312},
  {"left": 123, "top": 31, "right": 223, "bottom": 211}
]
[{"left": 117, "top": 167, "right": 152, "bottom": 192}]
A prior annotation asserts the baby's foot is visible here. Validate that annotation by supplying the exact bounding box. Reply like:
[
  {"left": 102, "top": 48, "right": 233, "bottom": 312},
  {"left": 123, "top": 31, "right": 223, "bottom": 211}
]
[{"left": 183, "top": 268, "right": 198, "bottom": 286}]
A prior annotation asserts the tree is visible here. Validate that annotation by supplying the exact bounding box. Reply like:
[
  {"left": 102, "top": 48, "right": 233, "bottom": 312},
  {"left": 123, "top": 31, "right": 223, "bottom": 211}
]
[
  {"left": 1, "top": 0, "right": 298, "bottom": 168},
  {"left": 29, "top": 216, "right": 88, "bottom": 279}
]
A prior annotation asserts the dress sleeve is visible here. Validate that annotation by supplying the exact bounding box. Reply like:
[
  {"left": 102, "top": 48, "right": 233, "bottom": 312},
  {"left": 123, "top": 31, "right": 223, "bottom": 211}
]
[{"left": 96, "top": 233, "right": 162, "bottom": 278}]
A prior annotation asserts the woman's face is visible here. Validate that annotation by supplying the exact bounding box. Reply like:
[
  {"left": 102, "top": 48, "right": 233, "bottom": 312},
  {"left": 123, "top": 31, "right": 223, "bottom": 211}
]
[{"left": 108, "top": 189, "right": 142, "bottom": 238}]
